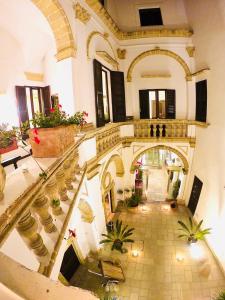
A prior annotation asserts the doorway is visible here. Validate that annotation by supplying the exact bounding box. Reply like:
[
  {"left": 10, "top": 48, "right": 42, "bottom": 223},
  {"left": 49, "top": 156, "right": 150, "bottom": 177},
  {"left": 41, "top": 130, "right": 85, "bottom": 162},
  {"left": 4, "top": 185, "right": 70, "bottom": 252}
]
[
  {"left": 139, "top": 89, "right": 176, "bottom": 119},
  {"left": 104, "top": 189, "right": 114, "bottom": 222},
  {"left": 188, "top": 176, "right": 203, "bottom": 215},
  {"left": 60, "top": 244, "right": 80, "bottom": 282}
]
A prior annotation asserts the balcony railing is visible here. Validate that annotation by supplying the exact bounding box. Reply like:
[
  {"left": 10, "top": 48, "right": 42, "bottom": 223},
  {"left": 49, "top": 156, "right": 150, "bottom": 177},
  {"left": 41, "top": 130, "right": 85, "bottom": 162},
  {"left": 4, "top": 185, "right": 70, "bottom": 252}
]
[{"left": 0, "top": 118, "right": 208, "bottom": 297}]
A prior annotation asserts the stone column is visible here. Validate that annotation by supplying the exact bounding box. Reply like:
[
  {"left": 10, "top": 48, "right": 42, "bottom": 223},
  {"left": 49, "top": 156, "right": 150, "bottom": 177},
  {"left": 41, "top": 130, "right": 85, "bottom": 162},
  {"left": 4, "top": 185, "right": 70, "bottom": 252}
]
[
  {"left": 55, "top": 169, "right": 69, "bottom": 201},
  {"left": 16, "top": 210, "right": 48, "bottom": 256},
  {"left": 32, "top": 191, "right": 57, "bottom": 233}
]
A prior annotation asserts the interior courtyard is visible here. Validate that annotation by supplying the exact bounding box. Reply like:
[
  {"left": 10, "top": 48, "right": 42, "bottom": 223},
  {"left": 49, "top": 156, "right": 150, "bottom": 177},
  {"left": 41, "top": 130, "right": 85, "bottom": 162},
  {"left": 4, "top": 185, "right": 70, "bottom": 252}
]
[{"left": 1, "top": 0, "right": 225, "bottom": 299}]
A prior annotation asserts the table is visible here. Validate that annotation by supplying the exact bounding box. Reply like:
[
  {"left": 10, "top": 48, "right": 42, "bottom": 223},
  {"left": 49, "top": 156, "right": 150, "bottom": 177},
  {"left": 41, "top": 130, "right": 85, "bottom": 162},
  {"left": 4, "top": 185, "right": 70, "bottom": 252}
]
[{"left": 100, "top": 260, "right": 125, "bottom": 282}]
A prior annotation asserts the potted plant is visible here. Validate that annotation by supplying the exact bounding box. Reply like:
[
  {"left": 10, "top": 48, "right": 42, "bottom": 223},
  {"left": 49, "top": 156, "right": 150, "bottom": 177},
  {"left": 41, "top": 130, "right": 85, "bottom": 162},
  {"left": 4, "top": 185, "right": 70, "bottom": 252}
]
[
  {"left": 213, "top": 291, "right": 225, "bottom": 300},
  {"left": 127, "top": 193, "right": 140, "bottom": 208},
  {"left": 171, "top": 179, "right": 181, "bottom": 208},
  {"left": 28, "top": 105, "right": 88, "bottom": 158},
  {"left": 100, "top": 220, "right": 134, "bottom": 253},
  {"left": 51, "top": 198, "right": 62, "bottom": 215},
  {"left": 178, "top": 217, "right": 211, "bottom": 243},
  {"left": 0, "top": 155, "right": 6, "bottom": 201},
  {"left": 0, "top": 123, "right": 18, "bottom": 154}
]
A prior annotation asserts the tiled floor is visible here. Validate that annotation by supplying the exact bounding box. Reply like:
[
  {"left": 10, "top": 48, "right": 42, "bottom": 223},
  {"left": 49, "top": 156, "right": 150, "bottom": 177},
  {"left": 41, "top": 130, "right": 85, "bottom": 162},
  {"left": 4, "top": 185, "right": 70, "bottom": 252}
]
[{"left": 71, "top": 202, "right": 225, "bottom": 300}]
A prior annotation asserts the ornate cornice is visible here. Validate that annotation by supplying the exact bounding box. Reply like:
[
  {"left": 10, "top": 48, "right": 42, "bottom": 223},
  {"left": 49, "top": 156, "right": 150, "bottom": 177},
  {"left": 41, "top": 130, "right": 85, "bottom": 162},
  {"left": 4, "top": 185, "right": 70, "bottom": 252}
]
[
  {"left": 191, "top": 68, "right": 210, "bottom": 77},
  {"left": 85, "top": 0, "right": 193, "bottom": 40},
  {"left": 127, "top": 48, "right": 192, "bottom": 82},
  {"left": 117, "top": 48, "right": 126, "bottom": 59},
  {"left": 74, "top": 3, "right": 91, "bottom": 24}
]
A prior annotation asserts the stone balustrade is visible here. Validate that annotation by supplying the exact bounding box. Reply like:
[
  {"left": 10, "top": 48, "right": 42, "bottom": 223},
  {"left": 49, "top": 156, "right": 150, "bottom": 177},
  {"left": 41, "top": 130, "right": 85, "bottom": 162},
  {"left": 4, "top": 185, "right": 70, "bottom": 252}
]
[{"left": 96, "top": 126, "right": 121, "bottom": 155}]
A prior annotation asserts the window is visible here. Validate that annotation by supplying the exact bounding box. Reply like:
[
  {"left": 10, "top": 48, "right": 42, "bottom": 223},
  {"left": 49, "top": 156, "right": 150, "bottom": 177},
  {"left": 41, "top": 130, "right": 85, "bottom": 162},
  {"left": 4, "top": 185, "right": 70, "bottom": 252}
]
[
  {"left": 139, "top": 89, "right": 175, "bottom": 119},
  {"left": 139, "top": 8, "right": 163, "bottom": 26},
  {"left": 16, "top": 85, "right": 51, "bottom": 124}
]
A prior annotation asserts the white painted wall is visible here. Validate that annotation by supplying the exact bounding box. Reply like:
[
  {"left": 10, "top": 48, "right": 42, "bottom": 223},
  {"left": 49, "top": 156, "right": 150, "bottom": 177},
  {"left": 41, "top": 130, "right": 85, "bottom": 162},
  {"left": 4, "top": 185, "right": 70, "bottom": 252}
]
[{"left": 184, "top": 0, "right": 225, "bottom": 271}]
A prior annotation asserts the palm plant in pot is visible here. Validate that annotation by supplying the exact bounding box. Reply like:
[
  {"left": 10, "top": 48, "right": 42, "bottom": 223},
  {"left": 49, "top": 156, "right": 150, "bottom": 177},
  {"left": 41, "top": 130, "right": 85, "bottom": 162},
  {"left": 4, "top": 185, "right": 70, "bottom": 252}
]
[
  {"left": 178, "top": 217, "right": 211, "bottom": 243},
  {"left": 213, "top": 291, "right": 225, "bottom": 300},
  {"left": 100, "top": 220, "right": 135, "bottom": 253}
]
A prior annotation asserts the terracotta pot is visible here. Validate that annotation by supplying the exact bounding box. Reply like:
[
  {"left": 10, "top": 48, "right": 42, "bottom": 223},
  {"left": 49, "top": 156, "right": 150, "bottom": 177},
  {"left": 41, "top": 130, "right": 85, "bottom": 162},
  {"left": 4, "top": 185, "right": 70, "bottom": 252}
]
[
  {"left": 29, "top": 125, "right": 75, "bottom": 158},
  {"left": 0, "top": 139, "right": 18, "bottom": 154},
  {"left": 0, "top": 155, "right": 6, "bottom": 201}
]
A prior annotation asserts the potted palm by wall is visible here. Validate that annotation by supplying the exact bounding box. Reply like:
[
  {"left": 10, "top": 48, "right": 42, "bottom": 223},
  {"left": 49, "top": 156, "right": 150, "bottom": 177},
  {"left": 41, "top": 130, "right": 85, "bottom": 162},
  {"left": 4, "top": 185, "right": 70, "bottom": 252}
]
[
  {"left": 29, "top": 105, "right": 88, "bottom": 158},
  {"left": 178, "top": 217, "right": 211, "bottom": 243},
  {"left": 100, "top": 220, "right": 135, "bottom": 253}
]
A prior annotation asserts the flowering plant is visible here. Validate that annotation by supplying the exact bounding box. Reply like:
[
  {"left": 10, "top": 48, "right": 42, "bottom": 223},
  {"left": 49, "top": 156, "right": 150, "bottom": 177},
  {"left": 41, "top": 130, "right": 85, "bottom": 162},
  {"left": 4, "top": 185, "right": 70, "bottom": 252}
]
[
  {"left": 68, "top": 111, "right": 88, "bottom": 126},
  {"left": 0, "top": 123, "right": 16, "bottom": 149}
]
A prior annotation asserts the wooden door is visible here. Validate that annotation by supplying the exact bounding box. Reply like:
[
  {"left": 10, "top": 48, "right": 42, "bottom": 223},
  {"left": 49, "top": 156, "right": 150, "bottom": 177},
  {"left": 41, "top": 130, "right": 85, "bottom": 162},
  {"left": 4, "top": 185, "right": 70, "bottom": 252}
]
[
  {"left": 110, "top": 71, "right": 126, "bottom": 122},
  {"left": 93, "top": 59, "right": 105, "bottom": 127},
  {"left": 165, "top": 89, "right": 176, "bottom": 119},
  {"left": 188, "top": 176, "right": 203, "bottom": 215},
  {"left": 196, "top": 80, "right": 207, "bottom": 122},
  {"left": 139, "top": 90, "right": 150, "bottom": 119},
  {"left": 60, "top": 245, "right": 80, "bottom": 282},
  {"left": 15, "top": 86, "right": 29, "bottom": 124}
]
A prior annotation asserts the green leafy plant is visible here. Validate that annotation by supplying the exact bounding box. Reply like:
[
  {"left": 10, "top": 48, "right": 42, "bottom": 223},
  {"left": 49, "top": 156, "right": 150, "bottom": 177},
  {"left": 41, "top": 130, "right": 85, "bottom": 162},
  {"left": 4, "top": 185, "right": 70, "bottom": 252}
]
[
  {"left": 51, "top": 199, "right": 60, "bottom": 207},
  {"left": 213, "top": 291, "right": 225, "bottom": 300},
  {"left": 127, "top": 193, "right": 140, "bottom": 207},
  {"left": 100, "top": 220, "right": 135, "bottom": 253},
  {"left": 0, "top": 123, "right": 16, "bottom": 148},
  {"left": 178, "top": 217, "right": 211, "bottom": 243}
]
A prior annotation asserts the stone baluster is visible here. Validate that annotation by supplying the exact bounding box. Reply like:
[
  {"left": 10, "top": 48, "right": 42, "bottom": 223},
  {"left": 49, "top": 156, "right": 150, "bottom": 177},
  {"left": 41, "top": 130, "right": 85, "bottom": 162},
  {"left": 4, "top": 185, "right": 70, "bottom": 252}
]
[
  {"left": 16, "top": 210, "right": 48, "bottom": 256},
  {"left": 56, "top": 169, "right": 69, "bottom": 201},
  {"left": 182, "top": 124, "right": 187, "bottom": 137},
  {"left": 63, "top": 160, "right": 74, "bottom": 191},
  {"left": 159, "top": 124, "right": 163, "bottom": 137},
  {"left": 144, "top": 124, "right": 148, "bottom": 137},
  {"left": 165, "top": 124, "right": 168, "bottom": 137},
  {"left": 32, "top": 191, "right": 57, "bottom": 233},
  {"left": 176, "top": 124, "right": 181, "bottom": 137},
  {"left": 153, "top": 124, "right": 157, "bottom": 137},
  {"left": 45, "top": 178, "right": 63, "bottom": 215},
  {"left": 171, "top": 124, "right": 175, "bottom": 137}
]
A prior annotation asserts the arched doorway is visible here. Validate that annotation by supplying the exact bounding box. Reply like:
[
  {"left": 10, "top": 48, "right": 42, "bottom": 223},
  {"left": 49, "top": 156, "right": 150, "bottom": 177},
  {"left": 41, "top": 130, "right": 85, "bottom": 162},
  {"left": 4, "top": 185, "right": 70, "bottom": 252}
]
[{"left": 132, "top": 147, "right": 187, "bottom": 202}]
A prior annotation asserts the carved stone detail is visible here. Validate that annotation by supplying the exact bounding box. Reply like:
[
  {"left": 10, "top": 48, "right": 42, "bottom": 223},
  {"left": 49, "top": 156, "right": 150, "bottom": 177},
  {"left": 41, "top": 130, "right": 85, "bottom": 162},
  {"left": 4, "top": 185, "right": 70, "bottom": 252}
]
[
  {"left": 78, "top": 199, "right": 95, "bottom": 223},
  {"left": 186, "top": 46, "right": 195, "bottom": 57},
  {"left": 127, "top": 49, "right": 192, "bottom": 82},
  {"left": 56, "top": 169, "right": 69, "bottom": 202},
  {"left": 63, "top": 160, "right": 74, "bottom": 190},
  {"left": 74, "top": 3, "right": 91, "bottom": 24},
  {"left": 32, "top": 191, "right": 57, "bottom": 233},
  {"left": 16, "top": 210, "right": 48, "bottom": 256},
  {"left": 117, "top": 48, "right": 126, "bottom": 59}
]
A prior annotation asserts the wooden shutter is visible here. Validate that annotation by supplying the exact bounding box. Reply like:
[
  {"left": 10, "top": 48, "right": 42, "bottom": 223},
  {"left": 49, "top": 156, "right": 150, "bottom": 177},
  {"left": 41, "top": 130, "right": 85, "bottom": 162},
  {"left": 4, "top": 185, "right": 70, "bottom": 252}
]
[
  {"left": 166, "top": 89, "right": 176, "bottom": 119},
  {"left": 188, "top": 176, "right": 203, "bottom": 215},
  {"left": 15, "top": 86, "right": 29, "bottom": 124},
  {"left": 196, "top": 80, "right": 207, "bottom": 122},
  {"left": 110, "top": 71, "right": 126, "bottom": 122},
  {"left": 93, "top": 59, "right": 105, "bottom": 127},
  {"left": 42, "top": 86, "right": 51, "bottom": 116},
  {"left": 139, "top": 90, "right": 150, "bottom": 119}
]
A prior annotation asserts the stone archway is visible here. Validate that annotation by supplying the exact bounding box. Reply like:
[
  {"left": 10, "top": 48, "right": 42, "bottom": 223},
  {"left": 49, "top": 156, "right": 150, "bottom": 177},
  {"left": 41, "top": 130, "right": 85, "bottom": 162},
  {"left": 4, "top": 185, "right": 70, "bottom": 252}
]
[
  {"left": 31, "top": 0, "right": 76, "bottom": 61},
  {"left": 130, "top": 145, "right": 189, "bottom": 174},
  {"left": 127, "top": 48, "right": 192, "bottom": 82}
]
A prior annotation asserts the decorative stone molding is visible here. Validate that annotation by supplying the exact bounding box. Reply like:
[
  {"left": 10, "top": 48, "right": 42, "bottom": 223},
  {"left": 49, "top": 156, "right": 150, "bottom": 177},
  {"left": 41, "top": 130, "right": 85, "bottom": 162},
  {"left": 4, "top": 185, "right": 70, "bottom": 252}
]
[
  {"left": 186, "top": 46, "right": 195, "bottom": 57},
  {"left": 74, "top": 3, "right": 91, "bottom": 24},
  {"left": 117, "top": 48, "right": 126, "bottom": 59},
  {"left": 96, "top": 51, "right": 118, "bottom": 69},
  {"left": 16, "top": 210, "right": 48, "bottom": 257},
  {"left": 130, "top": 145, "right": 189, "bottom": 174},
  {"left": 141, "top": 73, "right": 171, "bottom": 78},
  {"left": 86, "top": 31, "right": 117, "bottom": 61},
  {"left": 24, "top": 72, "right": 44, "bottom": 82},
  {"left": 191, "top": 68, "right": 210, "bottom": 77},
  {"left": 0, "top": 155, "right": 6, "bottom": 201},
  {"left": 31, "top": 0, "right": 76, "bottom": 61},
  {"left": 86, "top": 161, "right": 101, "bottom": 180},
  {"left": 85, "top": 0, "right": 193, "bottom": 40},
  {"left": 78, "top": 199, "right": 95, "bottom": 223},
  {"left": 127, "top": 49, "right": 192, "bottom": 82}
]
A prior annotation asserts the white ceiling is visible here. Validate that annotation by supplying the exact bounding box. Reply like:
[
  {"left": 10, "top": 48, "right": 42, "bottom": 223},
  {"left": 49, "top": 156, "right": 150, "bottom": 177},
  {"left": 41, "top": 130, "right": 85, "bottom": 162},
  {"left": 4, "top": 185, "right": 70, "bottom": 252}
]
[{"left": 105, "top": 0, "right": 189, "bottom": 31}]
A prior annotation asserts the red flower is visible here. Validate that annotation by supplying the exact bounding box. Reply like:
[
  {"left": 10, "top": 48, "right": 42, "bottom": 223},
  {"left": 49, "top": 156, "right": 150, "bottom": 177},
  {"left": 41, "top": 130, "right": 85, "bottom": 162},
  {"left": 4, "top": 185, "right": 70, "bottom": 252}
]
[
  {"left": 83, "top": 111, "right": 88, "bottom": 117},
  {"left": 68, "top": 229, "right": 76, "bottom": 238},
  {"left": 33, "top": 136, "right": 41, "bottom": 144},
  {"left": 33, "top": 128, "right": 38, "bottom": 135},
  {"left": 58, "top": 104, "right": 62, "bottom": 109},
  {"left": 50, "top": 108, "right": 55, "bottom": 113}
]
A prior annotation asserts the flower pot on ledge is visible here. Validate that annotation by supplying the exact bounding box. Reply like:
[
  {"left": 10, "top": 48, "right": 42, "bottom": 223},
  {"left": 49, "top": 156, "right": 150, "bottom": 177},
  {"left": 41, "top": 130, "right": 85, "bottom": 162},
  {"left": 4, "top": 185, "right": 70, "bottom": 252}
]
[
  {"left": 0, "top": 139, "right": 18, "bottom": 154},
  {"left": 29, "top": 125, "right": 75, "bottom": 158}
]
